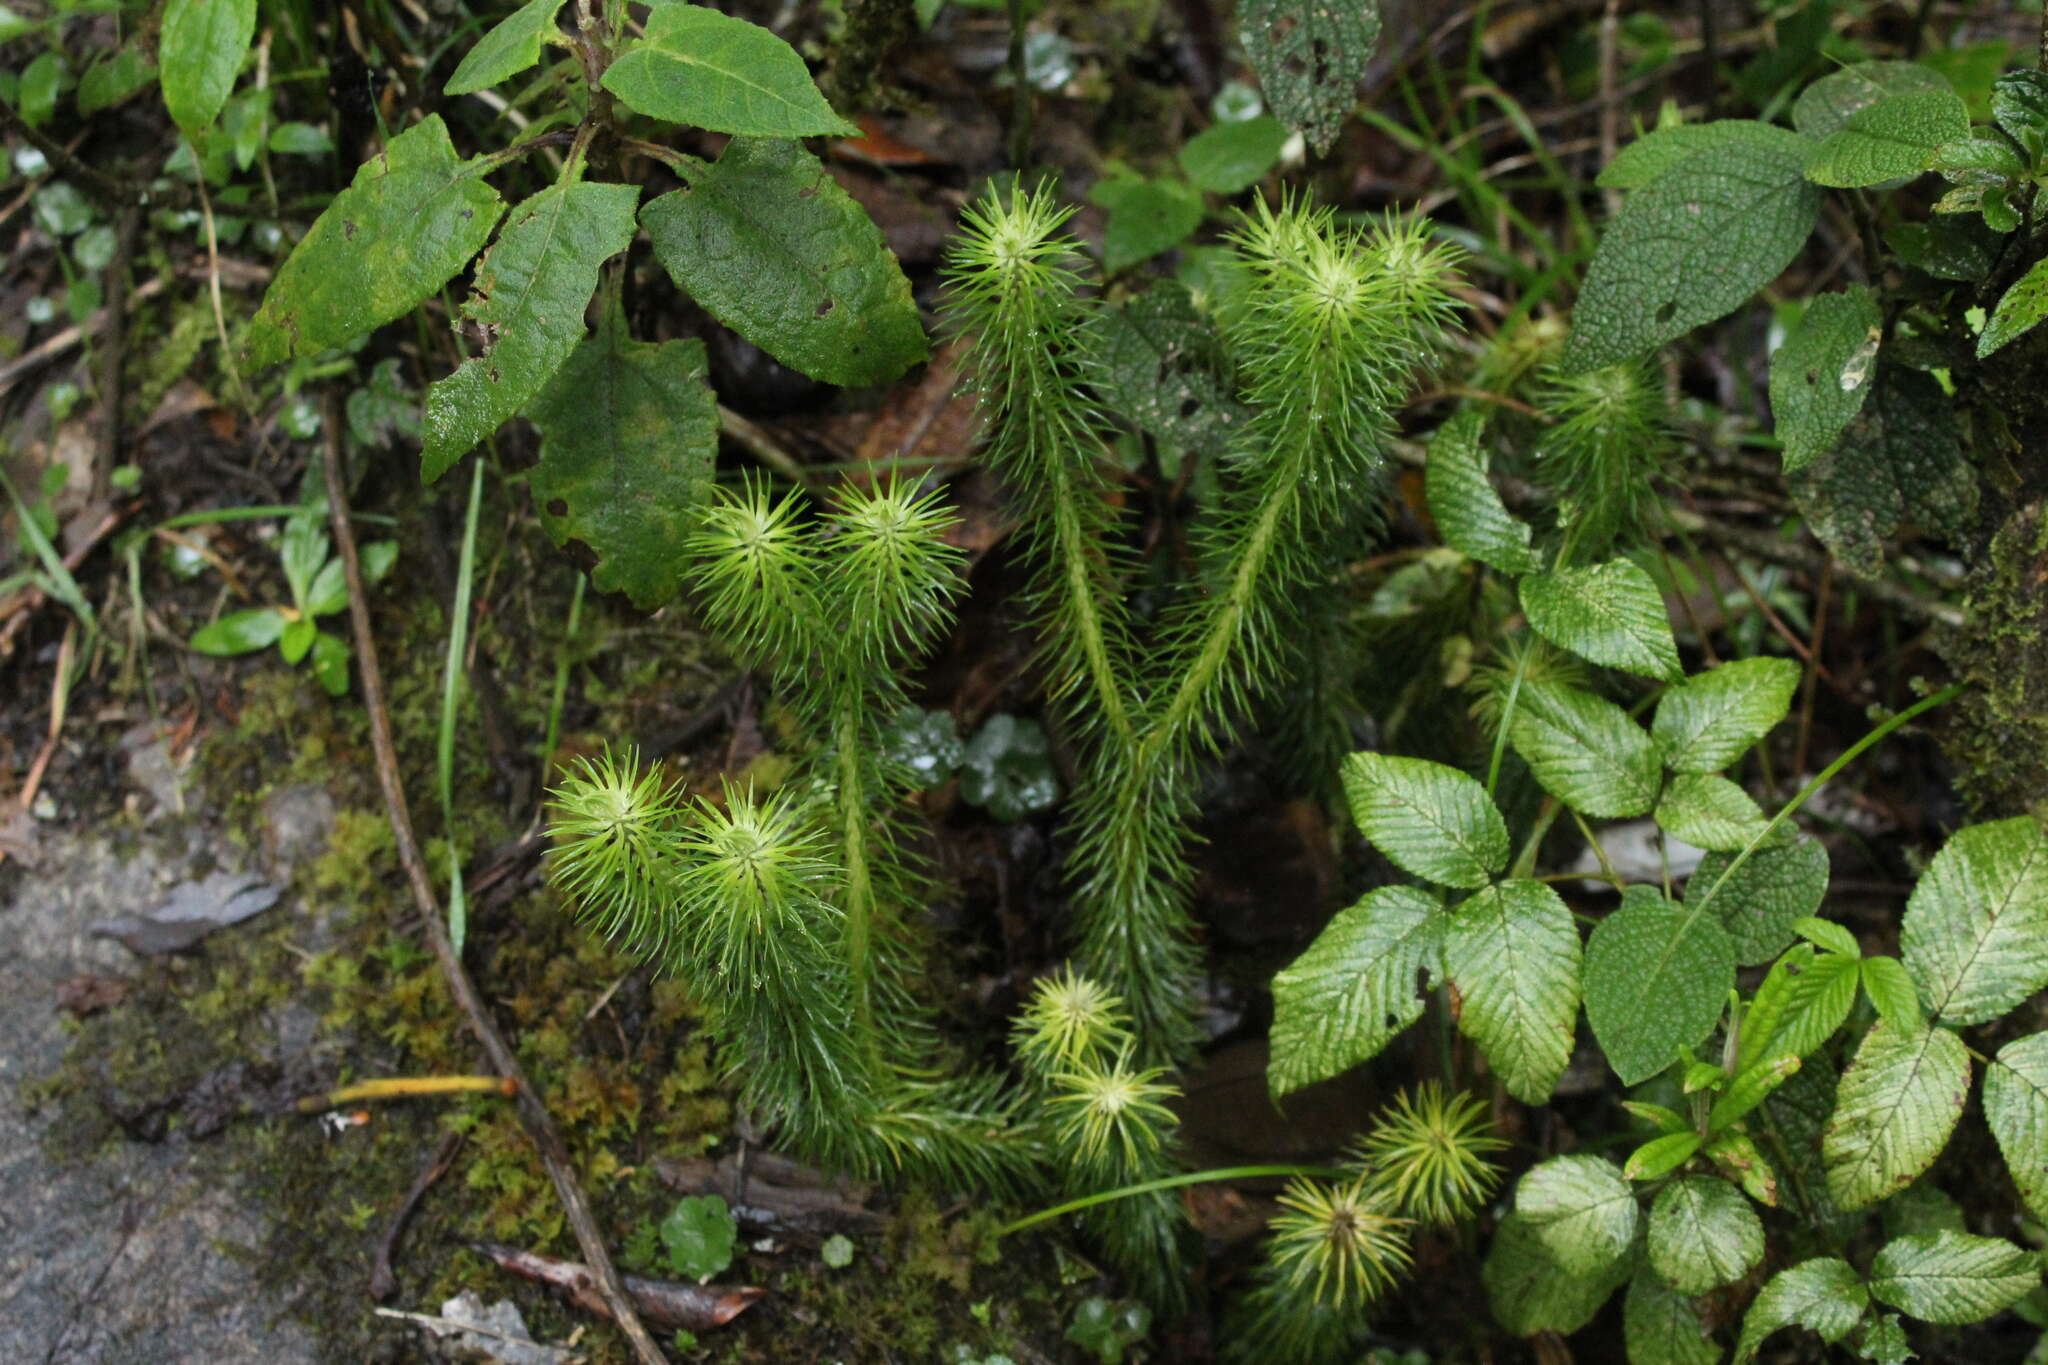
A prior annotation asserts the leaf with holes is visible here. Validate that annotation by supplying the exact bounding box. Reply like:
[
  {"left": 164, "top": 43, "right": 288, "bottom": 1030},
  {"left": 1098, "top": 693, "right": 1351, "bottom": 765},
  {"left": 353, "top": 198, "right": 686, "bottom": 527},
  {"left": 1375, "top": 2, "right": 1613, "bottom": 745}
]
[
  {"left": 1655, "top": 774, "right": 1778, "bottom": 853},
  {"left": 160, "top": 0, "right": 255, "bottom": 139},
  {"left": 1983, "top": 1032, "right": 2048, "bottom": 1223},
  {"left": 1425, "top": 409, "right": 1536, "bottom": 575},
  {"left": 1771, "top": 286, "right": 1882, "bottom": 474},
  {"left": 1521, "top": 558, "right": 1680, "bottom": 681},
  {"left": 1868, "top": 1232, "right": 2041, "bottom": 1324},
  {"left": 1517, "top": 1155, "right": 1639, "bottom": 1277},
  {"left": 1625, "top": 1273, "right": 1720, "bottom": 1365},
  {"left": 1237, "top": 0, "right": 1380, "bottom": 155},
  {"left": 1445, "top": 879, "right": 1582, "bottom": 1104},
  {"left": 1653, "top": 656, "right": 1803, "bottom": 773},
  {"left": 1089, "top": 173, "right": 1204, "bottom": 273},
  {"left": 1734, "top": 1259, "right": 1868, "bottom": 1365},
  {"left": 246, "top": 117, "right": 506, "bottom": 368},
  {"left": 1585, "top": 886, "right": 1735, "bottom": 1086},
  {"left": 527, "top": 303, "right": 716, "bottom": 609},
  {"left": 1563, "top": 124, "right": 1820, "bottom": 374},
  {"left": 1508, "top": 681, "right": 1662, "bottom": 819},
  {"left": 1823, "top": 1018, "right": 1969, "bottom": 1210},
  {"left": 1339, "top": 752, "right": 1507, "bottom": 889},
  {"left": 1649, "top": 1176, "right": 1764, "bottom": 1293},
  {"left": 1806, "top": 87, "right": 1968, "bottom": 187},
  {"left": 421, "top": 180, "right": 640, "bottom": 481},
  {"left": 446, "top": 0, "right": 565, "bottom": 96},
  {"left": 1899, "top": 816, "right": 2048, "bottom": 1026},
  {"left": 600, "top": 4, "right": 855, "bottom": 137},
  {"left": 644, "top": 137, "right": 928, "bottom": 388},
  {"left": 1268, "top": 886, "right": 1443, "bottom": 1098},
  {"left": 1085, "top": 281, "right": 1245, "bottom": 453}
]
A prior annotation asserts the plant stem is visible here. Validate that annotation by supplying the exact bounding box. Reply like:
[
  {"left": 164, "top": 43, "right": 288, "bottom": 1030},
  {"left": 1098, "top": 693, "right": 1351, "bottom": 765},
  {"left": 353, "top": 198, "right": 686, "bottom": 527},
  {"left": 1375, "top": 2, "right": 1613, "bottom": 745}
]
[
  {"left": 835, "top": 694, "right": 880, "bottom": 1044},
  {"left": 998, "top": 1164, "right": 1336, "bottom": 1237}
]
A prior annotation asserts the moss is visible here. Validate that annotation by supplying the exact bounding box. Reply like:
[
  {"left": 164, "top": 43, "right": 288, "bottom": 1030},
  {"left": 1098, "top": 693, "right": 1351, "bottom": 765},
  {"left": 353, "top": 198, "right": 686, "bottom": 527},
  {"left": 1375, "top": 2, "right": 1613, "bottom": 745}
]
[{"left": 1941, "top": 498, "right": 2048, "bottom": 820}]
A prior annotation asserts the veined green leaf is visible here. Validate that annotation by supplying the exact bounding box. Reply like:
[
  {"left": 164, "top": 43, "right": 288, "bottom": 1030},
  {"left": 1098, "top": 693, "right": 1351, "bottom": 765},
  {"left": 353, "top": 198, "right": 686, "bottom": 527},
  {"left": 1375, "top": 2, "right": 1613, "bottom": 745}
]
[
  {"left": 1899, "top": 816, "right": 2048, "bottom": 1026},
  {"left": 1688, "top": 836, "right": 1831, "bottom": 966},
  {"left": 1708, "top": 1054, "right": 1801, "bottom": 1133},
  {"left": 1521, "top": 559, "right": 1681, "bottom": 681},
  {"left": 1485, "top": 1212, "right": 1633, "bottom": 1337},
  {"left": 1562, "top": 125, "right": 1820, "bottom": 373},
  {"left": 1445, "top": 879, "right": 1582, "bottom": 1104},
  {"left": 1600, "top": 119, "right": 1795, "bottom": 191},
  {"left": 1089, "top": 173, "right": 1204, "bottom": 273},
  {"left": 1823, "top": 1018, "right": 1969, "bottom": 1210},
  {"left": 1624, "top": 1131, "right": 1702, "bottom": 1182},
  {"left": 1737, "top": 943, "right": 1860, "bottom": 1074},
  {"left": 1085, "top": 282, "right": 1245, "bottom": 454},
  {"left": 1980, "top": 255, "right": 2048, "bottom": 359},
  {"left": 1655, "top": 774, "right": 1777, "bottom": 853},
  {"left": 1983, "top": 1032, "right": 2048, "bottom": 1224},
  {"left": 1649, "top": 1175, "right": 1763, "bottom": 1293},
  {"left": 1806, "top": 87, "right": 1969, "bottom": 188},
  {"left": 1868, "top": 1231, "right": 2041, "bottom": 1324},
  {"left": 600, "top": 4, "right": 856, "bottom": 137},
  {"left": 421, "top": 180, "right": 641, "bottom": 481},
  {"left": 1339, "top": 752, "right": 1507, "bottom": 889},
  {"left": 1704, "top": 1129, "right": 1781, "bottom": 1208},
  {"left": 191, "top": 606, "right": 287, "bottom": 655},
  {"left": 160, "top": 0, "right": 255, "bottom": 139},
  {"left": 1585, "top": 886, "right": 1735, "bottom": 1086},
  {"left": 1859, "top": 956, "right": 1921, "bottom": 1027},
  {"left": 643, "top": 137, "right": 929, "bottom": 388},
  {"left": 1237, "top": 0, "right": 1380, "bottom": 155},
  {"left": 446, "top": 0, "right": 566, "bottom": 96},
  {"left": 1179, "top": 114, "right": 1288, "bottom": 194},
  {"left": 1624, "top": 1273, "right": 1721, "bottom": 1365},
  {"left": 1508, "top": 681, "right": 1662, "bottom": 819},
  {"left": 246, "top": 118, "right": 506, "bottom": 368},
  {"left": 1424, "top": 409, "right": 1536, "bottom": 575},
  {"left": 1734, "top": 1259, "right": 1868, "bottom": 1365},
  {"left": 1994, "top": 69, "right": 2048, "bottom": 162},
  {"left": 1268, "top": 886, "right": 1442, "bottom": 1098},
  {"left": 1516, "top": 1155, "right": 1640, "bottom": 1277},
  {"left": 1771, "top": 286, "right": 1882, "bottom": 474},
  {"left": 1653, "top": 657, "right": 1802, "bottom": 773},
  {"left": 1793, "top": 60, "right": 1951, "bottom": 140},
  {"left": 527, "top": 302, "right": 717, "bottom": 609}
]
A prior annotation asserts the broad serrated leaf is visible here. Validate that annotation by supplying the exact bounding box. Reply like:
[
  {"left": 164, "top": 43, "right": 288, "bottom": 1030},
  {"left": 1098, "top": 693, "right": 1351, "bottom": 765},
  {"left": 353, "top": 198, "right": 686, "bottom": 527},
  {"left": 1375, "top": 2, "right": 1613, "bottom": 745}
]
[
  {"left": 1518, "top": 1155, "right": 1640, "bottom": 1277},
  {"left": 600, "top": 4, "right": 855, "bottom": 137},
  {"left": 1859, "top": 956, "right": 1921, "bottom": 1027},
  {"left": 1237, "top": 0, "right": 1380, "bottom": 155},
  {"left": 421, "top": 180, "right": 639, "bottom": 481},
  {"left": 526, "top": 303, "right": 715, "bottom": 609},
  {"left": 1586, "top": 887, "right": 1736, "bottom": 1085},
  {"left": 1984, "top": 1032, "right": 2048, "bottom": 1223},
  {"left": 1649, "top": 1176, "right": 1763, "bottom": 1294},
  {"left": 1178, "top": 114, "right": 1288, "bottom": 194},
  {"left": 1885, "top": 216, "right": 2003, "bottom": 281},
  {"left": 1791, "top": 364, "right": 1975, "bottom": 578},
  {"left": 1994, "top": 69, "right": 2048, "bottom": 162},
  {"left": 1689, "top": 836, "right": 1830, "bottom": 966},
  {"left": 1522, "top": 559, "right": 1681, "bottom": 681},
  {"left": 1085, "top": 281, "right": 1245, "bottom": 453},
  {"left": 644, "top": 137, "right": 928, "bottom": 388},
  {"left": 1425, "top": 409, "right": 1536, "bottom": 575},
  {"left": 1339, "top": 752, "right": 1507, "bottom": 889},
  {"left": 1882, "top": 1180, "right": 1967, "bottom": 1241},
  {"left": 1852, "top": 1312, "right": 1912, "bottom": 1365},
  {"left": 1509, "top": 681, "right": 1662, "bottom": 818},
  {"left": 1771, "top": 286, "right": 1882, "bottom": 474},
  {"left": 1655, "top": 775, "right": 1777, "bottom": 853},
  {"left": 1734, "top": 1259, "right": 1868, "bottom": 1365},
  {"left": 1625, "top": 1273, "right": 1721, "bottom": 1365},
  {"left": 1088, "top": 173, "right": 1203, "bottom": 273},
  {"left": 160, "top": 0, "right": 255, "bottom": 139},
  {"left": 1823, "top": 1019, "right": 1969, "bottom": 1210},
  {"left": 446, "top": 0, "right": 565, "bottom": 96},
  {"left": 1563, "top": 126, "right": 1820, "bottom": 374},
  {"left": 1980, "top": 255, "right": 2048, "bottom": 359},
  {"left": 1794, "top": 61, "right": 1951, "bottom": 140},
  {"left": 1868, "top": 1232, "right": 2041, "bottom": 1324},
  {"left": 1807, "top": 87, "right": 1968, "bottom": 187},
  {"left": 1899, "top": 816, "right": 2048, "bottom": 1026},
  {"left": 246, "top": 118, "right": 505, "bottom": 368},
  {"left": 1653, "top": 657, "right": 1802, "bottom": 773},
  {"left": 1446, "top": 879, "right": 1582, "bottom": 1104},
  {"left": 1601, "top": 119, "right": 1795, "bottom": 191},
  {"left": 1487, "top": 1212, "right": 1634, "bottom": 1337},
  {"left": 1268, "top": 886, "right": 1442, "bottom": 1097},
  {"left": 1737, "top": 944, "right": 1860, "bottom": 1075}
]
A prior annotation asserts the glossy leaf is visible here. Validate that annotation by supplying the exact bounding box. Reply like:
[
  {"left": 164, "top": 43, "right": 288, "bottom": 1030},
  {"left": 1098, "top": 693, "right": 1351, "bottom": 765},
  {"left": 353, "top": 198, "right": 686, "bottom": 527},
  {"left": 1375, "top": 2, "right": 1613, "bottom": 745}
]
[
  {"left": 1339, "top": 752, "right": 1507, "bottom": 889},
  {"left": 1806, "top": 87, "right": 1968, "bottom": 187},
  {"left": 1424, "top": 409, "right": 1537, "bottom": 575},
  {"left": 1516, "top": 1155, "right": 1639, "bottom": 1277},
  {"left": 1688, "top": 836, "right": 1830, "bottom": 965},
  {"left": 1563, "top": 124, "right": 1820, "bottom": 373},
  {"left": 446, "top": 0, "right": 565, "bottom": 96},
  {"left": 527, "top": 303, "right": 717, "bottom": 609},
  {"left": 1983, "top": 1032, "right": 2048, "bottom": 1223},
  {"left": 600, "top": 4, "right": 856, "bottom": 137},
  {"left": 1624, "top": 1132, "right": 1703, "bottom": 1183},
  {"left": 190, "top": 606, "right": 286, "bottom": 655},
  {"left": 1585, "top": 886, "right": 1735, "bottom": 1086},
  {"left": 1899, "top": 816, "right": 2048, "bottom": 1026},
  {"left": 1237, "top": 0, "right": 1380, "bottom": 155},
  {"left": 1823, "top": 1018, "right": 1969, "bottom": 1210},
  {"left": 1708, "top": 1054, "right": 1802, "bottom": 1133},
  {"left": 1980, "top": 256, "right": 2048, "bottom": 359},
  {"left": 1179, "top": 115, "right": 1288, "bottom": 194},
  {"left": 246, "top": 118, "right": 506, "bottom": 368},
  {"left": 1793, "top": 61, "right": 1950, "bottom": 140},
  {"left": 1867, "top": 1231, "right": 2041, "bottom": 1324},
  {"left": 1734, "top": 1259, "right": 1868, "bottom": 1365},
  {"left": 1771, "top": 286, "right": 1882, "bottom": 474},
  {"left": 1993, "top": 69, "right": 2048, "bottom": 163},
  {"left": 1508, "top": 681, "right": 1662, "bottom": 819},
  {"left": 160, "top": 0, "right": 256, "bottom": 139},
  {"left": 1521, "top": 558, "right": 1681, "bottom": 681},
  {"left": 1655, "top": 774, "right": 1776, "bottom": 853},
  {"left": 1445, "top": 879, "right": 1582, "bottom": 1104},
  {"left": 1624, "top": 1273, "right": 1720, "bottom": 1365},
  {"left": 643, "top": 137, "right": 928, "bottom": 388},
  {"left": 421, "top": 180, "right": 641, "bottom": 481},
  {"left": 1649, "top": 1176, "right": 1763, "bottom": 1293},
  {"left": 1268, "top": 886, "right": 1443, "bottom": 1097}
]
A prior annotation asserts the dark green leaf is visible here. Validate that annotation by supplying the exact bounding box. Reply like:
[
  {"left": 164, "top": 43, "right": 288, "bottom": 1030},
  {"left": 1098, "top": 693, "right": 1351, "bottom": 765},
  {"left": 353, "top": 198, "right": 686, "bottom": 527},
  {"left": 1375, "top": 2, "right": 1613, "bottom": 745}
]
[
  {"left": 268, "top": 121, "right": 333, "bottom": 156},
  {"left": 1993, "top": 69, "right": 2048, "bottom": 163},
  {"left": 527, "top": 302, "right": 716, "bottom": 608},
  {"left": 1517, "top": 1155, "right": 1639, "bottom": 1276},
  {"left": 1084, "top": 281, "right": 1246, "bottom": 454},
  {"left": 1653, "top": 657, "right": 1802, "bottom": 773},
  {"left": 1600, "top": 119, "right": 1797, "bottom": 190},
  {"left": 1269, "top": 885, "right": 1443, "bottom": 1097},
  {"left": 660, "top": 1194, "right": 736, "bottom": 1280},
  {"left": 1625, "top": 1273, "right": 1720, "bottom": 1365},
  {"left": 1339, "top": 751, "right": 1508, "bottom": 889},
  {"left": 1823, "top": 1018, "right": 1969, "bottom": 1210},
  {"left": 643, "top": 137, "right": 928, "bottom": 388},
  {"left": 1445, "top": 879, "right": 1582, "bottom": 1104},
  {"left": 1885, "top": 217, "right": 2002, "bottom": 281},
  {"left": 1485, "top": 1212, "right": 1632, "bottom": 1336},
  {"left": 1521, "top": 558, "right": 1681, "bottom": 681},
  {"left": 1868, "top": 1232, "right": 2041, "bottom": 1324},
  {"left": 1088, "top": 174, "right": 1203, "bottom": 273},
  {"left": 1981, "top": 255, "right": 2048, "bottom": 359},
  {"left": 1424, "top": 410, "right": 1536, "bottom": 575},
  {"left": 1806, "top": 87, "right": 1968, "bottom": 187},
  {"left": 246, "top": 117, "right": 506, "bottom": 368},
  {"left": 1771, "top": 286, "right": 1882, "bottom": 474},
  {"left": 1899, "top": 816, "right": 2048, "bottom": 1026},
  {"left": 446, "top": 0, "right": 565, "bottom": 96},
  {"left": 600, "top": 4, "right": 855, "bottom": 137},
  {"left": 78, "top": 47, "right": 157, "bottom": 115},
  {"left": 422, "top": 180, "right": 641, "bottom": 480},
  {"left": 1649, "top": 1175, "right": 1763, "bottom": 1293},
  {"left": 1236, "top": 0, "right": 1380, "bottom": 155},
  {"left": 191, "top": 606, "right": 286, "bottom": 655},
  {"left": 1793, "top": 61, "right": 1951, "bottom": 140},
  {"left": 1585, "top": 886, "right": 1735, "bottom": 1086},
  {"left": 958, "top": 714, "right": 1058, "bottom": 820},
  {"left": 1178, "top": 115, "right": 1288, "bottom": 193},
  {"left": 1688, "top": 836, "right": 1831, "bottom": 966},
  {"left": 1734, "top": 1259, "right": 1868, "bottom": 1365},
  {"left": 311, "top": 632, "right": 349, "bottom": 695},
  {"left": 1508, "top": 680, "right": 1662, "bottom": 819},
  {"left": 160, "top": 0, "right": 255, "bottom": 139}
]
